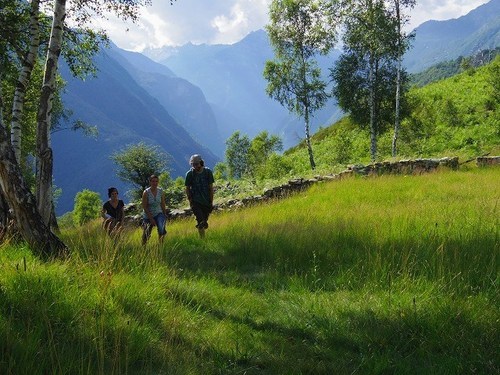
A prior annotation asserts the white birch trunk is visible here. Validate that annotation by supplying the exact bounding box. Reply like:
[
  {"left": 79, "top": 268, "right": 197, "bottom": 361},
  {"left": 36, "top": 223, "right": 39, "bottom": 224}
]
[
  {"left": 36, "top": 0, "right": 66, "bottom": 226},
  {"left": 10, "top": 0, "right": 41, "bottom": 164},
  {"left": 0, "top": 76, "right": 8, "bottom": 231},
  {"left": 0, "top": 71, "right": 67, "bottom": 256},
  {"left": 369, "top": 57, "right": 377, "bottom": 162},
  {"left": 392, "top": 0, "right": 402, "bottom": 157},
  {"left": 304, "top": 107, "right": 316, "bottom": 170}
]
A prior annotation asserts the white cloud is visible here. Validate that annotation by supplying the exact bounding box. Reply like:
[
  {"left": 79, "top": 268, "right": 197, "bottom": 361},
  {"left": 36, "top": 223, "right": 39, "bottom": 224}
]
[
  {"left": 209, "top": 1, "right": 270, "bottom": 44},
  {"left": 211, "top": 4, "right": 249, "bottom": 43},
  {"left": 96, "top": 0, "right": 489, "bottom": 51}
]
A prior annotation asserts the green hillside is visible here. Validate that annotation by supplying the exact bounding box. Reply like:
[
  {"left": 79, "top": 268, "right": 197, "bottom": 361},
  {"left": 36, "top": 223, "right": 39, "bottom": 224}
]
[
  {"left": 1, "top": 167, "right": 498, "bottom": 374},
  {"left": 281, "top": 55, "right": 499, "bottom": 177},
  {"left": 410, "top": 47, "right": 500, "bottom": 87}
]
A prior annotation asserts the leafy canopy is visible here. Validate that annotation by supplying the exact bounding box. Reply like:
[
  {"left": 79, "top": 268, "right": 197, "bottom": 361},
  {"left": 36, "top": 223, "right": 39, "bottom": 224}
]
[{"left": 111, "top": 142, "right": 170, "bottom": 199}]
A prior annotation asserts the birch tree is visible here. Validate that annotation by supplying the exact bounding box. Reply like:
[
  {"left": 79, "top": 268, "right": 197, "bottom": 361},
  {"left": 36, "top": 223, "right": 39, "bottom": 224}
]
[
  {"left": 332, "top": 0, "right": 398, "bottom": 161},
  {"left": 35, "top": 0, "right": 66, "bottom": 226},
  {"left": 389, "top": 0, "right": 415, "bottom": 157},
  {"left": 264, "top": 0, "right": 339, "bottom": 170},
  {"left": 0, "top": 70, "right": 68, "bottom": 256}
]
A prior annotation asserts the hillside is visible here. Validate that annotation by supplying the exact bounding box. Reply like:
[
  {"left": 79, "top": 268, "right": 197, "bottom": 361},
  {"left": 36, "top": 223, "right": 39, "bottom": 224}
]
[
  {"left": 109, "top": 57, "right": 500, "bottom": 212},
  {"left": 411, "top": 47, "right": 500, "bottom": 87},
  {"left": 280, "top": 56, "right": 500, "bottom": 177},
  {"left": 110, "top": 45, "right": 226, "bottom": 156}
]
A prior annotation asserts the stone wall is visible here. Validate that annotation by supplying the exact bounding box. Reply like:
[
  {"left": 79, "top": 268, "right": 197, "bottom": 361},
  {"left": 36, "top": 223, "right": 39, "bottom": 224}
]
[
  {"left": 123, "top": 156, "right": 497, "bottom": 225},
  {"left": 477, "top": 156, "right": 500, "bottom": 167}
]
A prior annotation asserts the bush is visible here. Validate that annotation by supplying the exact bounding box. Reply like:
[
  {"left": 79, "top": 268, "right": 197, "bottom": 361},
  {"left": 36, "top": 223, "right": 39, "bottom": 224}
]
[{"left": 73, "top": 189, "right": 102, "bottom": 226}]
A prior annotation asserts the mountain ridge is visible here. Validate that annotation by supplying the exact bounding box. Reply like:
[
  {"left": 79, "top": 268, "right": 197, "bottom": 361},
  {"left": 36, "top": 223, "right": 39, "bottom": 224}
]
[{"left": 404, "top": 0, "right": 500, "bottom": 71}]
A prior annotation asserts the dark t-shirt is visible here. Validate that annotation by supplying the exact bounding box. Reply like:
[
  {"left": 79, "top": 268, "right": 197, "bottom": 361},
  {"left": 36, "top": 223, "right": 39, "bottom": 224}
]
[
  {"left": 103, "top": 200, "right": 124, "bottom": 221},
  {"left": 185, "top": 168, "right": 214, "bottom": 207}
]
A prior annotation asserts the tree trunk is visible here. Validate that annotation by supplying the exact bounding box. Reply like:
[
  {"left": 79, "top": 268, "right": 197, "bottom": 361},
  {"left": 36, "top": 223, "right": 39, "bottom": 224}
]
[
  {"left": 11, "top": 0, "right": 41, "bottom": 164},
  {"left": 0, "top": 76, "right": 9, "bottom": 237},
  {"left": 304, "top": 107, "right": 316, "bottom": 170},
  {"left": 0, "top": 184, "right": 10, "bottom": 239},
  {"left": 0, "top": 73, "right": 67, "bottom": 257},
  {"left": 36, "top": 0, "right": 66, "bottom": 226},
  {"left": 0, "top": 129, "right": 67, "bottom": 257},
  {"left": 368, "top": 56, "right": 377, "bottom": 162},
  {"left": 392, "top": 0, "right": 401, "bottom": 158}
]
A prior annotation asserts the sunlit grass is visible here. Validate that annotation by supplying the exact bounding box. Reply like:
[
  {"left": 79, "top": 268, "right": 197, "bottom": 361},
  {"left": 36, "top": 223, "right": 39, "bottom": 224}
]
[{"left": 0, "top": 167, "right": 498, "bottom": 374}]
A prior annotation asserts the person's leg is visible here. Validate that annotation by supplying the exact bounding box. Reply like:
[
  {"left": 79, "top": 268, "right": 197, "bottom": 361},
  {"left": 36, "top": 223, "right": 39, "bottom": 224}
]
[
  {"left": 201, "top": 205, "right": 211, "bottom": 229},
  {"left": 191, "top": 203, "right": 205, "bottom": 229},
  {"left": 142, "top": 219, "right": 152, "bottom": 245},
  {"left": 155, "top": 213, "right": 167, "bottom": 244},
  {"left": 192, "top": 203, "right": 211, "bottom": 237}
]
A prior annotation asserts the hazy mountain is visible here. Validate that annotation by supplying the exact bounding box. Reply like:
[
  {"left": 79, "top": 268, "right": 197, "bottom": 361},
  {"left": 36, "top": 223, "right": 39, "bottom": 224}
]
[
  {"left": 109, "top": 46, "right": 226, "bottom": 157},
  {"left": 404, "top": 0, "right": 500, "bottom": 72},
  {"left": 143, "top": 30, "right": 344, "bottom": 149},
  {"left": 143, "top": 30, "right": 290, "bottom": 139},
  {"left": 54, "top": 48, "right": 218, "bottom": 215}
]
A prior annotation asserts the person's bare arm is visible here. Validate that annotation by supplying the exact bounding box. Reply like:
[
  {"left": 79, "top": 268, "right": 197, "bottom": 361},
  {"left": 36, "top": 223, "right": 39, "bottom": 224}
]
[
  {"left": 185, "top": 186, "right": 193, "bottom": 206},
  {"left": 209, "top": 183, "right": 214, "bottom": 207},
  {"left": 118, "top": 204, "right": 124, "bottom": 222},
  {"left": 161, "top": 191, "right": 167, "bottom": 215}
]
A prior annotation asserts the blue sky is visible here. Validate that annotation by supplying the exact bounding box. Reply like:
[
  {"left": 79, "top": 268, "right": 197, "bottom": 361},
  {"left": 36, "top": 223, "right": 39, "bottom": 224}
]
[{"left": 91, "top": 0, "right": 491, "bottom": 51}]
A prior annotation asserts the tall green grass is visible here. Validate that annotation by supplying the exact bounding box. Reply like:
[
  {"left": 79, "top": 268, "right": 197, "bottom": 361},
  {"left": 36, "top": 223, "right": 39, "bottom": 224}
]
[{"left": 0, "top": 167, "right": 498, "bottom": 374}]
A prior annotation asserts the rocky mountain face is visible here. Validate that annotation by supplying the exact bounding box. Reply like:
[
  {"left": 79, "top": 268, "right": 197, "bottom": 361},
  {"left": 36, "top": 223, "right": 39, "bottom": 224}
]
[{"left": 110, "top": 46, "right": 226, "bottom": 157}]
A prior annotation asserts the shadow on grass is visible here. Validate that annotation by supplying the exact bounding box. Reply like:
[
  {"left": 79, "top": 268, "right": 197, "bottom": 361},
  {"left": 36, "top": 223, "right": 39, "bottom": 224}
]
[{"left": 165, "top": 224, "right": 498, "bottom": 296}]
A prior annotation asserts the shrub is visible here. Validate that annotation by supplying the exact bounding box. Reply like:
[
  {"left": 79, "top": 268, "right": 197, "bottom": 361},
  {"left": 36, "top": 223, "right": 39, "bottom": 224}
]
[{"left": 73, "top": 189, "right": 102, "bottom": 226}]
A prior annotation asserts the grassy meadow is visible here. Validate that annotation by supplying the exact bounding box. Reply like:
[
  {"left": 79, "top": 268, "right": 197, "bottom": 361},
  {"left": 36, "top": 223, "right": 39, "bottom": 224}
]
[{"left": 0, "top": 167, "right": 498, "bottom": 374}]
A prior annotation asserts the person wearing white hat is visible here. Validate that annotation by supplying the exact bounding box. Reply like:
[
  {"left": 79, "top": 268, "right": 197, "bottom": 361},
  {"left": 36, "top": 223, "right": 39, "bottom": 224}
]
[{"left": 185, "top": 154, "right": 214, "bottom": 238}]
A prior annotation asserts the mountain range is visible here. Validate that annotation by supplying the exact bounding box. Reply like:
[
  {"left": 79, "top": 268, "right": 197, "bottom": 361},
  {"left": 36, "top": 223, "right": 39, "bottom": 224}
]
[{"left": 53, "top": 0, "right": 499, "bottom": 215}]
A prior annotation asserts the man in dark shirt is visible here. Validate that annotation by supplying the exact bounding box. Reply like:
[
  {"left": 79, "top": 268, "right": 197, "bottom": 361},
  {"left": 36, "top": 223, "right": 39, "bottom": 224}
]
[{"left": 184, "top": 154, "right": 214, "bottom": 238}]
